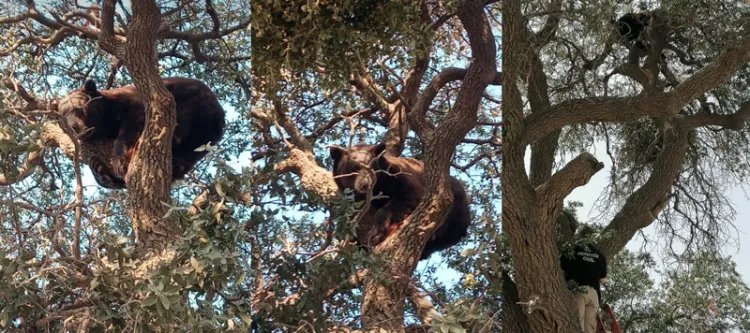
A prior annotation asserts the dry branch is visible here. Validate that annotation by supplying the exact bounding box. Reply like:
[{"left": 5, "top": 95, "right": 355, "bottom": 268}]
[{"left": 274, "top": 148, "right": 339, "bottom": 201}]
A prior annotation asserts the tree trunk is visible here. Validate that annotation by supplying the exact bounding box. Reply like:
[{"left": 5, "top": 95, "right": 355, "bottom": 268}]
[
  {"left": 501, "top": 273, "right": 531, "bottom": 333},
  {"left": 122, "top": 0, "right": 179, "bottom": 251},
  {"left": 359, "top": 0, "right": 497, "bottom": 330},
  {"left": 504, "top": 212, "right": 580, "bottom": 332},
  {"left": 360, "top": 185, "right": 453, "bottom": 332}
]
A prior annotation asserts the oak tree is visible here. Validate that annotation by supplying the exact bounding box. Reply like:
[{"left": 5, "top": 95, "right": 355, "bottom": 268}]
[
  {"left": 251, "top": 0, "right": 502, "bottom": 331},
  {"left": 502, "top": 0, "right": 750, "bottom": 332},
  {"left": 0, "top": 1, "right": 252, "bottom": 331}
]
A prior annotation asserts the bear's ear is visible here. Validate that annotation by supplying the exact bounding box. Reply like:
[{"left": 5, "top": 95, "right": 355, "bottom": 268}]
[
  {"left": 83, "top": 79, "right": 97, "bottom": 93},
  {"left": 329, "top": 145, "right": 347, "bottom": 164},
  {"left": 371, "top": 142, "right": 387, "bottom": 157}
]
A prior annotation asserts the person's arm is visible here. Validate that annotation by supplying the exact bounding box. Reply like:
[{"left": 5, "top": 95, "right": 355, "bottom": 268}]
[{"left": 560, "top": 255, "right": 569, "bottom": 280}]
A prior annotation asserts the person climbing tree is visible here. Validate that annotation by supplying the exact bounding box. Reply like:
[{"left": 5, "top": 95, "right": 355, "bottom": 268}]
[{"left": 560, "top": 225, "right": 608, "bottom": 333}]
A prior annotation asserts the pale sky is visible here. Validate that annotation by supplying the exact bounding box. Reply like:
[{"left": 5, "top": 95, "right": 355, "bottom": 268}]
[{"left": 565, "top": 143, "right": 750, "bottom": 285}]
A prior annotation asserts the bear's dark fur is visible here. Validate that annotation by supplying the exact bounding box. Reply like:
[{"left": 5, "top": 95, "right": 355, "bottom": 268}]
[
  {"left": 616, "top": 13, "right": 651, "bottom": 43},
  {"left": 58, "top": 77, "right": 226, "bottom": 189},
  {"left": 329, "top": 143, "right": 471, "bottom": 260}
]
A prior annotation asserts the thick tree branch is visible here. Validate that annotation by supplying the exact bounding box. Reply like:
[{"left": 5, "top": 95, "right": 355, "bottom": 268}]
[
  {"left": 98, "top": 0, "right": 125, "bottom": 58},
  {"left": 204, "top": 0, "right": 220, "bottom": 33},
  {"left": 121, "top": 0, "right": 178, "bottom": 250},
  {"left": 684, "top": 101, "right": 750, "bottom": 130},
  {"left": 598, "top": 120, "right": 691, "bottom": 258},
  {"left": 0, "top": 122, "right": 116, "bottom": 186},
  {"left": 535, "top": 153, "right": 604, "bottom": 214},
  {"left": 523, "top": 35, "right": 557, "bottom": 187},
  {"left": 531, "top": 0, "right": 562, "bottom": 47},
  {"left": 668, "top": 33, "right": 750, "bottom": 108},
  {"left": 273, "top": 149, "right": 339, "bottom": 202},
  {"left": 348, "top": 73, "right": 395, "bottom": 118},
  {"left": 412, "top": 68, "right": 501, "bottom": 119},
  {"left": 260, "top": 98, "right": 340, "bottom": 201},
  {"left": 0, "top": 151, "right": 43, "bottom": 186},
  {"left": 500, "top": 0, "right": 535, "bottom": 196},
  {"left": 524, "top": 32, "right": 750, "bottom": 146},
  {"left": 272, "top": 100, "right": 314, "bottom": 152},
  {"left": 501, "top": 273, "right": 531, "bottom": 333},
  {"left": 409, "top": 68, "right": 502, "bottom": 143},
  {"left": 501, "top": 4, "right": 583, "bottom": 331},
  {"left": 158, "top": 17, "right": 250, "bottom": 42},
  {"left": 361, "top": 0, "right": 497, "bottom": 329},
  {"left": 523, "top": 95, "right": 671, "bottom": 146},
  {"left": 2, "top": 78, "right": 40, "bottom": 111}
]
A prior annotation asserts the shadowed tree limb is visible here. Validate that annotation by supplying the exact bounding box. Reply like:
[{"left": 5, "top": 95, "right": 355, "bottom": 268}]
[
  {"left": 501, "top": 0, "right": 582, "bottom": 331},
  {"left": 598, "top": 103, "right": 750, "bottom": 258},
  {"left": 0, "top": 150, "right": 43, "bottom": 186},
  {"left": 0, "top": 1, "right": 249, "bottom": 65},
  {"left": 522, "top": 33, "right": 750, "bottom": 147},
  {"left": 535, "top": 153, "right": 605, "bottom": 215},
  {"left": 360, "top": 0, "right": 498, "bottom": 330},
  {"left": 683, "top": 101, "right": 750, "bottom": 130}
]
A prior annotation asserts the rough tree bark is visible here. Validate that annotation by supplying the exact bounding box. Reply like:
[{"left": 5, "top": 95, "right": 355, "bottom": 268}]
[
  {"left": 97, "top": 0, "right": 178, "bottom": 251},
  {"left": 359, "top": 1, "right": 497, "bottom": 331},
  {"left": 254, "top": 1, "right": 500, "bottom": 330},
  {"left": 1, "top": 0, "right": 249, "bottom": 254},
  {"left": 501, "top": 1, "right": 750, "bottom": 331}
]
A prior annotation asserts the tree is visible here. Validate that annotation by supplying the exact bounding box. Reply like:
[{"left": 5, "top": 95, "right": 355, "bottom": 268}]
[
  {"left": 502, "top": 0, "right": 750, "bottom": 332},
  {"left": 604, "top": 249, "right": 750, "bottom": 333},
  {"left": 251, "top": 0, "right": 502, "bottom": 331},
  {"left": 1, "top": 1, "right": 252, "bottom": 331}
]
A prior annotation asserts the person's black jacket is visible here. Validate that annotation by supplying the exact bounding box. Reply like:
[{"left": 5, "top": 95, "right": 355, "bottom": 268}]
[{"left": 560, "top": 242, "right": 607, "bottom": 304}]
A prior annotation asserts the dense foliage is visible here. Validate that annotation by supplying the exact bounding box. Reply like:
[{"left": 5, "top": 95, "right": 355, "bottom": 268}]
[{"left": 1, "top": 1, "right": 253, "bottom": 331}]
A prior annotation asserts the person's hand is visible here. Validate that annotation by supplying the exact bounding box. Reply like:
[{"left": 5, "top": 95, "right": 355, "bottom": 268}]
[{"left": 600, "top": 278, "right": 607, "bottom": 284}]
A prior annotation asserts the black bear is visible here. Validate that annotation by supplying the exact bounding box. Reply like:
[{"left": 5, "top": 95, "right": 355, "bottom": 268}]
[
  {"left": 616, "top": 12, "right": 652, "bottom": 45},
  {"left": 329, "top": 143, "right": 471, "bottom": 260},
  {"left": 58, "top": 77, "right": 226, "bottom": 189}
]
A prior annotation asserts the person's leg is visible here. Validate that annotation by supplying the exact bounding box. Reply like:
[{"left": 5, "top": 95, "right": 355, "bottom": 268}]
[
  {"left": 573, "top": 292, "right": 586, "bottom": 332},
  {"left": 583, "top": 286, "right": 599, "bottom": 333}
]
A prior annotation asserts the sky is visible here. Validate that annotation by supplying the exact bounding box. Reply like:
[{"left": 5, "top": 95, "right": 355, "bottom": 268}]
[{"left": 566, "top": 142, "right": 750, "bottom": 285}]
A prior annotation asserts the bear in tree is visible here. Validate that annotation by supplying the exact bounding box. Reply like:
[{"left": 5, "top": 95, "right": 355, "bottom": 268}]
[
  {"left": 58, "top": 77, "right": 226, "bottom": 189},
  {"left": 329, "top": 143, "right": 471, "bottom": 260},
  {"left": 616, "top": 12, "right": 652, "bottom": 46}
]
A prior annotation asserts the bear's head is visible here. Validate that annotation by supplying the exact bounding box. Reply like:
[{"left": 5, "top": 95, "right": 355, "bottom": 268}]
[
  {"left": 329, "top": 143, "right": 387, "bottom": 196},
  {"left": 58, "top": 79, "right": 110, "bottom": 140}
]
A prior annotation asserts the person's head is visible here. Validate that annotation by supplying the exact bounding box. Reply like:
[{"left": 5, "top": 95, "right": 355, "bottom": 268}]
[{"left": 575, "top": 224, "right": 596, "bottom": 240}]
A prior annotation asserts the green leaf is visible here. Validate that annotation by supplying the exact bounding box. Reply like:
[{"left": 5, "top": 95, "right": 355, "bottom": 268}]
[
  {"left": 159, "top": 294, "right": 171, "bottom": 310},
  {"left": 142, "top": 294, "right": 158, "bottom": 307},
  {"left": 20, "top": 251, "right": 35, "bottom": 262},
  {"left": 5, "top": 261, "right": 18, "bottom": 275}
]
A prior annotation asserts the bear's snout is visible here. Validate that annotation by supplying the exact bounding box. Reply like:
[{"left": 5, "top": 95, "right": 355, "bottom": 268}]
[
  {"left": 64, "top": 112, "right": 86, "bottom": 135},
  {"left": 354, "top": 174, "right": 375, "bottom": 194}
]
